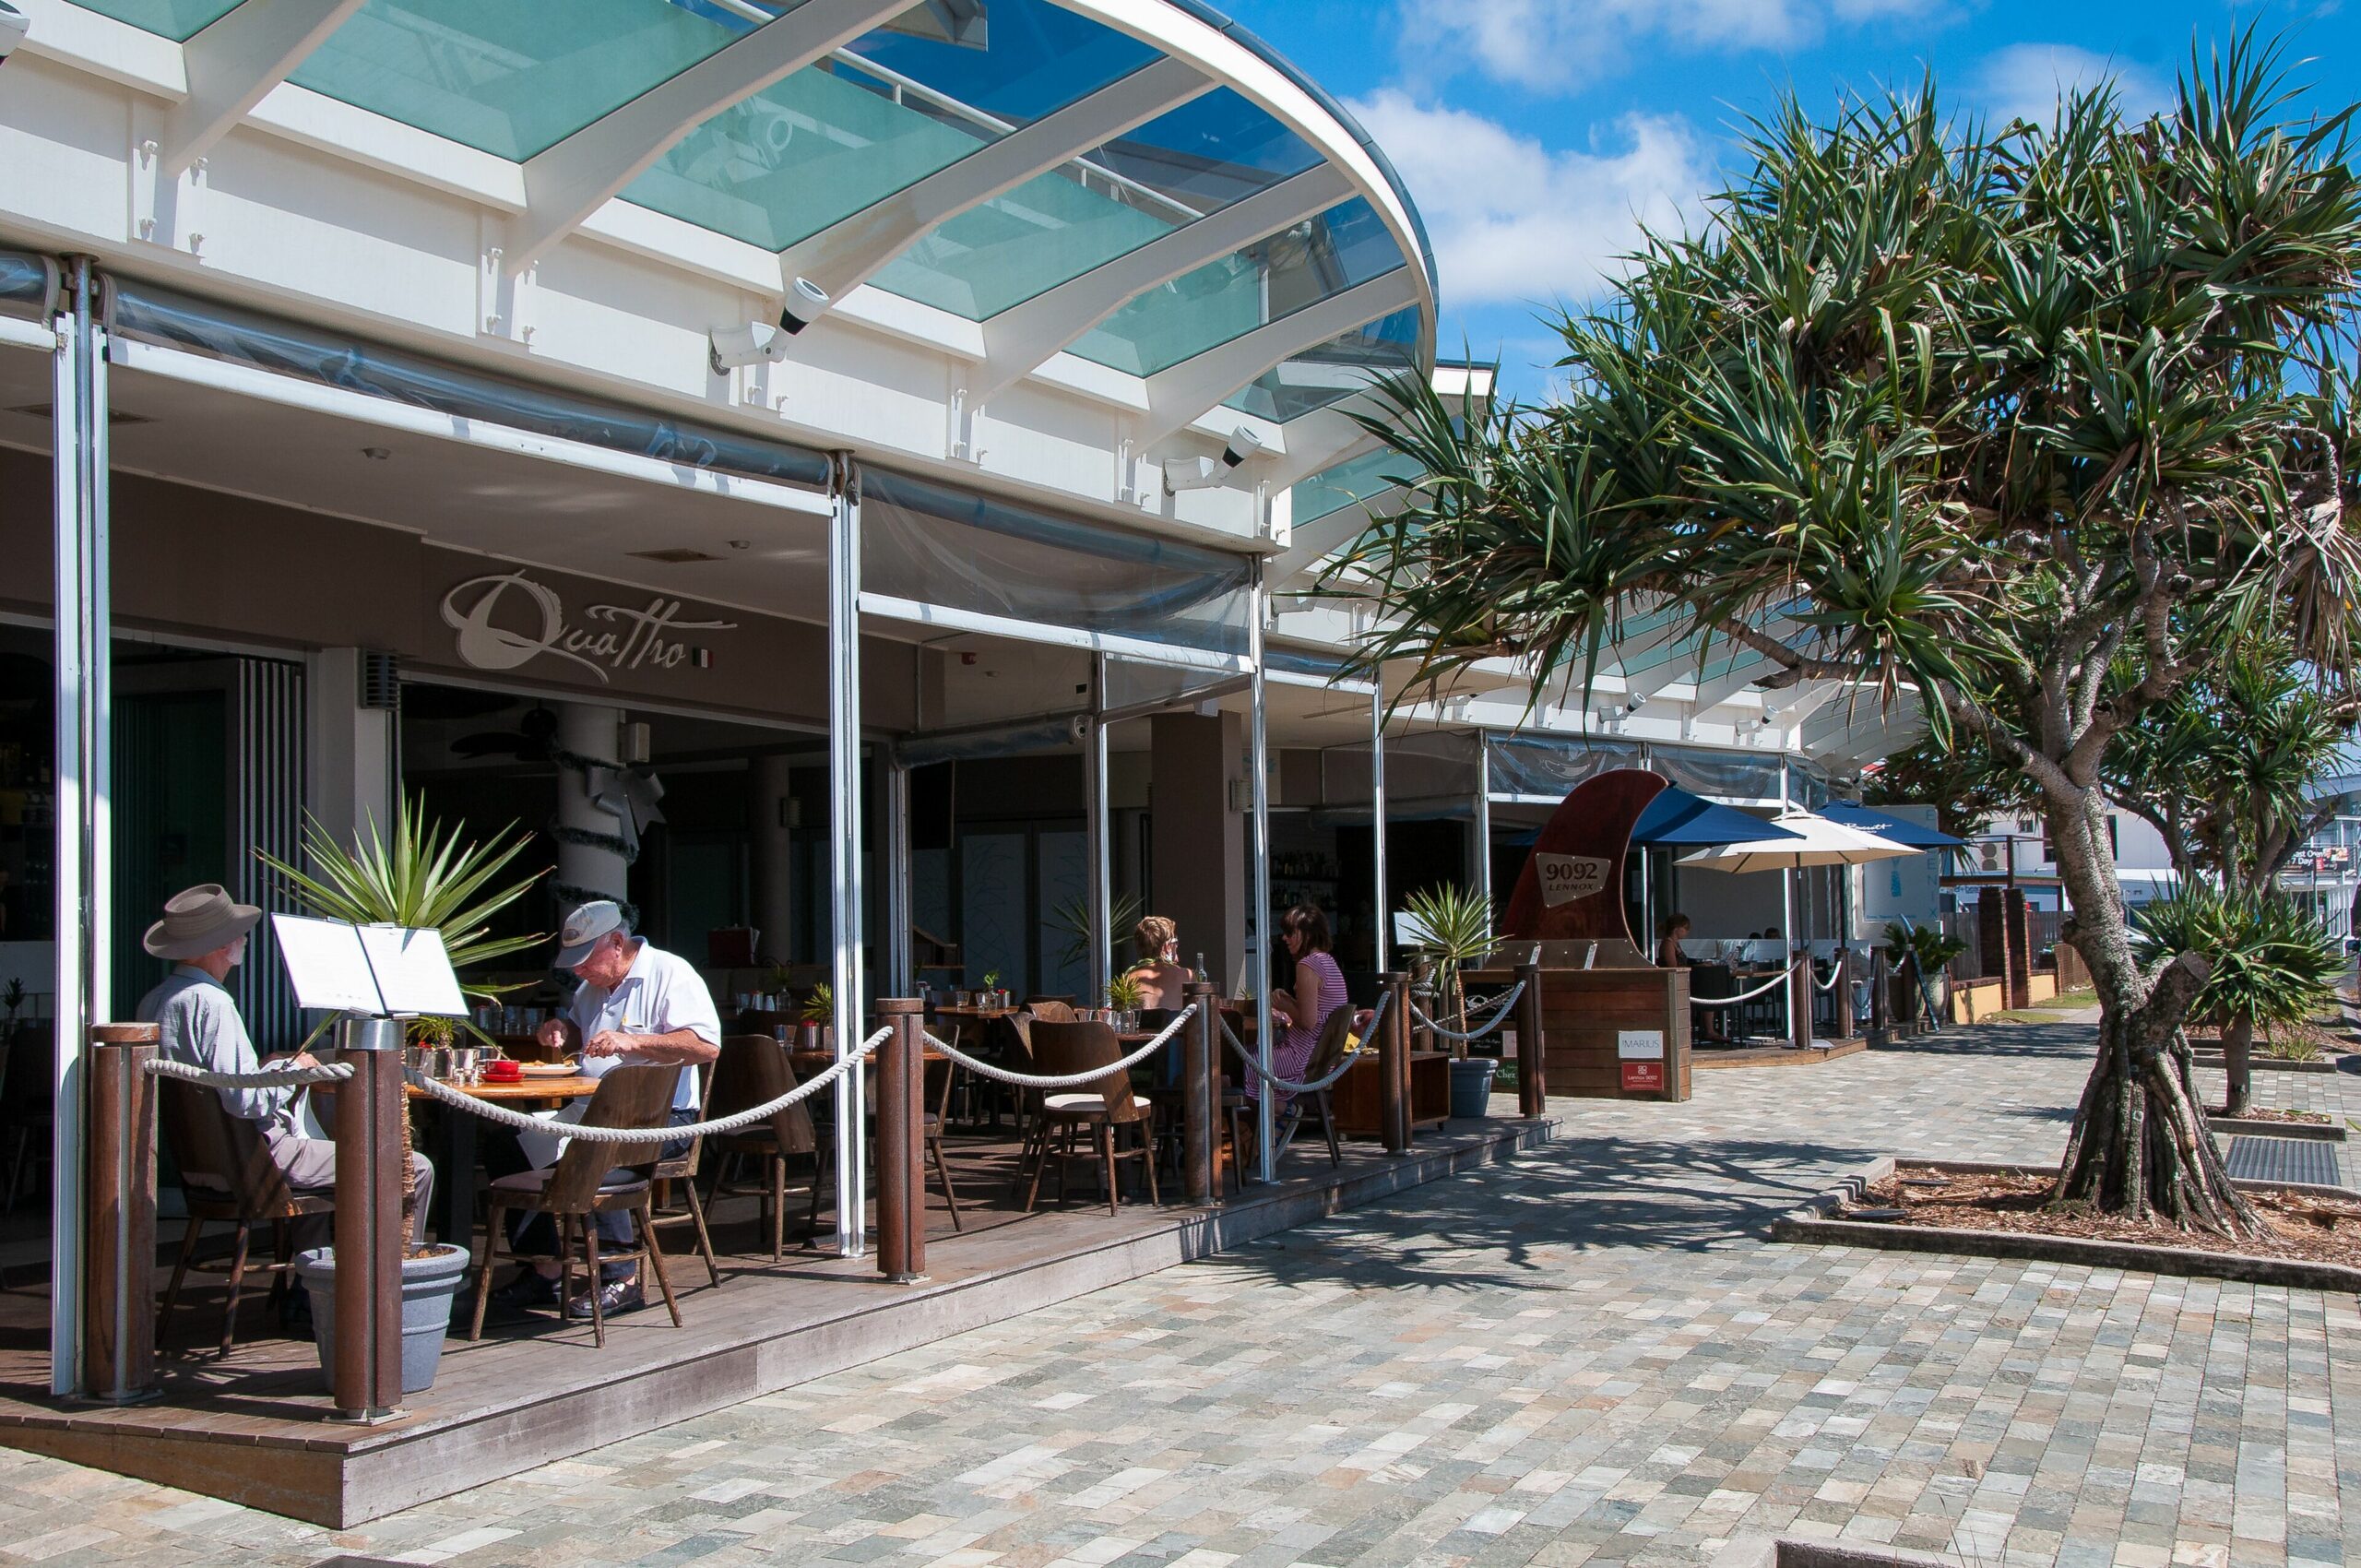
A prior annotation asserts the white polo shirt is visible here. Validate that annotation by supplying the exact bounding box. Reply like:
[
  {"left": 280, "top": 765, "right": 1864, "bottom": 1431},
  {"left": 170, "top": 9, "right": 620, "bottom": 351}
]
[{"left": 566, "top": 939, "right": 721, "bottom": 1113}]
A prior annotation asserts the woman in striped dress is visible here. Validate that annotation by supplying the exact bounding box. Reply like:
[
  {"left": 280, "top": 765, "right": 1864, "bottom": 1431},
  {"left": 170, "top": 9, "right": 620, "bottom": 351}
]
[{"left": 1256, "top": 905, "right": 1346, "bottom": 1105}]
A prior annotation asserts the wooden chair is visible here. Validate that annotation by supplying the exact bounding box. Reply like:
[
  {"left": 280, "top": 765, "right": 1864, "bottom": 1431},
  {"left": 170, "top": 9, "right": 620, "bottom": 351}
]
[
  {"left": 1022, "top": 1021, "right": 1158, "bottom": 1217},
  {"left": 705, "top": 1035, "right": 828, "bottom": 1261},
  {"left": 154, "top": 1077, "right": 336, "bottom": 1356},
  {"left": 1275, "top": 1006, "right": 1357, "bottom": 1170},
  {"left": 469, "top": 1064, "right": 683, "bottom": 1348},
  {"left": 644, "top": 1065, "right": 720, "bottom": 1289},
  {"left": 921, "top": 1053, "right": 966, "bottom": 1232}
]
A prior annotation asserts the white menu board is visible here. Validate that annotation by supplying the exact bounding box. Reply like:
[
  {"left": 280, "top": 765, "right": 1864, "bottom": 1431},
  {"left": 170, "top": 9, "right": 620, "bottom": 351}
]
[{"left": 272, "top": 914, "right": 467, "bottom": 1016}]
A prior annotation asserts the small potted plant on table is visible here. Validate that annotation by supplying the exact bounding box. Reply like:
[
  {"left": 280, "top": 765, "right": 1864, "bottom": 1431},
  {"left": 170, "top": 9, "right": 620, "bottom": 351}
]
[
  {"left": 259, "top": 793, "right": 545, "bottom": 1395},
  {"left": 1105, "top": 970, "right": 1146, "bottom": 1032},
  {"left": 799, "top": 982, "right": 836, "bottom": 1052}
]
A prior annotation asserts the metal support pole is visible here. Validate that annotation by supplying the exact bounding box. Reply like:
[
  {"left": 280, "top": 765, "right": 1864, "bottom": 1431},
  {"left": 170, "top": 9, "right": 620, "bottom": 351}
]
[
  {"left": 1514, "top": 959, "right": 1546, "bottom": 1117},
  {"left": 828, "top": 455, "right": 867, "bottom": 1259},
  {"left": 1247, "top": 565, "right": 1273, "bottom": 1182},
  {"left": 83, "top": 1025, "right": 158, "bottom": 1407},
  {"left": 1472, "top": 731, "right": 1492, "bottom": 914},
  {"left": 1377, "top": 971, "right": 1410, "bottom": 1153},
  {"left": 1411, "top": 962, "right": 1437, "bottom": 1056},
  {"left": 872, "top": 999, "right": 924, "bottom": 1282},
  {"left": 884, "top": 757, "right": 913, "bottom": 998},
  {"left": 329, "top": 1016, "right": 403, "bottom": 1423},
  {"left": 1370, "top": 684, "right": 1389, "bottom": 973},
  {"left": 50, "top": 258, "right": 109, "bottom": 1398},
  {"left": 1182, "top": 979, "right": 1216, "bottom": 1205},
  {"left": 1086, "top": 656, "right": 1112, "bottom": 996}
]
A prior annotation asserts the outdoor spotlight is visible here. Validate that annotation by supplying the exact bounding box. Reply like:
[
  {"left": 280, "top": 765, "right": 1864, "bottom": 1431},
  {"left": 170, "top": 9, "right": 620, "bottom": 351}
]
[
  {"left": 1161, "top": 425, "right": 1267, "bottom": 493},
  {"left": 778, "top": 276, "right": 830, "bottom": 335},
  {"left": 0, "top": 2, "right": 27, "bottom": 64}
]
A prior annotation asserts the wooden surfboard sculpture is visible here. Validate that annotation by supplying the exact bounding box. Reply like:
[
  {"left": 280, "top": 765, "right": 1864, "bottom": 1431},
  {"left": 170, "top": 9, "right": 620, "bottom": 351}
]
[{"left": 1498, "top": 767, "right": 1669, "bottom": 947}]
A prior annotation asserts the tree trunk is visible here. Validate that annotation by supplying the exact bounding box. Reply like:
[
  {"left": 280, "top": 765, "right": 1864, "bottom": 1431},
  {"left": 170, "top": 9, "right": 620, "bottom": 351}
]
[
  {"left": 2042, "top": 781, "right": 2261, "bottom": 1237},
  {"left": 2219, "top": 1015, "right": 2253, "bottom": 1118}
]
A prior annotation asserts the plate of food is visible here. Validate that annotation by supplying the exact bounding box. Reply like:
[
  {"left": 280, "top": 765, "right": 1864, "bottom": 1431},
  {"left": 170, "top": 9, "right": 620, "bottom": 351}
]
[{"left": 517, "top": 1062, "right": 580, "bottom": 1078}]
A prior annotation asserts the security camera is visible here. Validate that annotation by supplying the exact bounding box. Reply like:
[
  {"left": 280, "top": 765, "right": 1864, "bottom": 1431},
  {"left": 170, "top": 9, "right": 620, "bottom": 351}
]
[
  {"left": 1161, "top": 426, "right": 1266, "bottom": 493},
  {"left": 707, "top": 278, "right": 834, "bottom": 374},
  {"left": 779, "top": 275, "right": 829, "bottom": 334},
  {"left": 0, "top": 3, "right": 28, "bottom": 64}
]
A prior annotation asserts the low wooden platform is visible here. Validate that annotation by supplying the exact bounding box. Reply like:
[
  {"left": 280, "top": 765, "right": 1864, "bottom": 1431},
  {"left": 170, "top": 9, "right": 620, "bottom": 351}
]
[
  {"left": 1692, "top": 1039, "right": 1868, "bottom": 1070},
  {"left": 0, "top": 1114, "right": 1553, "bottom": 1527}
]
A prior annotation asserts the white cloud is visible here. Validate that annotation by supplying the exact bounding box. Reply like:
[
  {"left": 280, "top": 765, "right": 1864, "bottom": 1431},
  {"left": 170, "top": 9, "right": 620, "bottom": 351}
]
[
  {"left": 1350, "top": 90, "right": 1711, "bottom": 308},
  {"left": 1969, "top": 43, "right": 2170, "bottom": 126},
  {"left": 1397, "top": 0, "right": 1949, "bottom": 93}
]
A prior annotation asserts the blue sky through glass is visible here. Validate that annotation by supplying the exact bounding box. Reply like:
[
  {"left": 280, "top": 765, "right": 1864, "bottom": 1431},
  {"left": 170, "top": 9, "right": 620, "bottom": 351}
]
[{"left": 1217, "top": 0, "right": 2358, "bottom": 401}]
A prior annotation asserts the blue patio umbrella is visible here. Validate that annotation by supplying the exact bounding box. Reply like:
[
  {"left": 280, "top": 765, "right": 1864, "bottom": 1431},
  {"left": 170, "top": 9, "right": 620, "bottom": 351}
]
[
  {"left": 1633, "top": 787, "right": 1805, "bottom": 848},
  {"left": 1820, "top": 802, "right": 1968, "bottom": 849}
]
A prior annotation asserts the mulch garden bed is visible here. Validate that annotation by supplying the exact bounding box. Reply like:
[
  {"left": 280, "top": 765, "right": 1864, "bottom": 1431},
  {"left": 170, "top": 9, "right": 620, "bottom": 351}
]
[
  {"left": 1857, "top": 1164, "right": 2361, "bottom": 1271},
  {"left": 2211, "top": 1106, "right": 2332, "bottom": 1125}
]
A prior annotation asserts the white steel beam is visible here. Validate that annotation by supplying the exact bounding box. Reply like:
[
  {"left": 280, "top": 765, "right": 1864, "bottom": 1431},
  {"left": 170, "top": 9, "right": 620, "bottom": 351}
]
[
  {"left": 1619, "top": 643, "right": 1706, "bottom": 708},
  {"left": 777, "top": 54, "right": 1213, "bottom": 304},
  {"left": 160, "top": 0, "right": 366, "bottom": 175},
  {"left": 1136, "top": 268, "right": 1422, "bottom": 448},
  {"left": 1688, "top": 652, "right": 1778, "bottom": 715},
  {"left": 970, "top": 162, "right": 1354, "bottom": 400},
  {"left": 1766, "top": 680, "right": 1845, "bottom": 731},
  {"left": 504, "top": 0, "right": 911, "bottom": 275}
]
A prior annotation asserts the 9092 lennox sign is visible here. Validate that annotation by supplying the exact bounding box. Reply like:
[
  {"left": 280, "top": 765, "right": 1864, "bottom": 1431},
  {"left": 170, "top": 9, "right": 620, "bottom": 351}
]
[{"left": 1534, "top": 851, "right": 1611, "bottom": 906}]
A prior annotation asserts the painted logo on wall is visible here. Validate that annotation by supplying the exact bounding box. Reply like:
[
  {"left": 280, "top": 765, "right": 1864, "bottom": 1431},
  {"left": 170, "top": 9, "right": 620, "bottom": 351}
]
[
  {"left": 1534, "top": 851, "right": 1611, "bottom": 906},
  {"left": 440, "top": 571, "right": 735, "bottom": 684}
]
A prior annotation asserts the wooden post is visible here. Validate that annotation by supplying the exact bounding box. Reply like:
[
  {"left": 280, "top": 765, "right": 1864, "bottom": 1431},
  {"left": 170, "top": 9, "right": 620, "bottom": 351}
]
[
  {"left": 1869, "top": 948, "right": 1890, "bottom": 1042},
  {"left": 1377, "top": 971, "right": 1410, "bottom": 1153},
  {"left": 330, "top": 1016, "right": 403, "bottom": 1423},
  {"left": 83, "top": 1024, "right": 158, "bottom": 1407},
  {"left": 1514, "top": 960, "right": 1546, "bottom": 1116},
  {"left": 873, "top": 999, "right": 924, "bottom": 1282},
  {"left": 1182, "top": 981, "right": 1216, "bottom": 1205},
  {"left": 1787, "top": 952, "right": 1813, "bottom": 1051},
  {"left": 1410, "top": 962, "right": 1437, "bottom": 1056},
  {"left": 1829, "top": 949, "right": 1856, "bottom": 1040}
]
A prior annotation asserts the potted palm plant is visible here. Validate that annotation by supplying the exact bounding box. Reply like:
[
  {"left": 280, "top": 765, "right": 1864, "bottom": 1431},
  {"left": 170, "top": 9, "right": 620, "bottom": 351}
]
[
  {"left": 1105, "top": 969, "right": 1146, "bottom": 1032},
  {"left": 799, "top": 982, "right": 835, "bottom": 1051},
  {"left": 257, "top": 793, "right": 545, "bottom": 1394},
  {"left": 1404, "top": 884, "right": 1500, "bottom": 1117}
]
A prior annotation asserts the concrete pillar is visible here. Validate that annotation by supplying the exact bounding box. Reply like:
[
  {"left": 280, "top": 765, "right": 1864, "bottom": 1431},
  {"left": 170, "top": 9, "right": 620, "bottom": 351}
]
[
  {"left": 1150, "top": 710, "right": 1246, "bottom": 992},
  {"left": 554, "top": 703, "right": 628, "bottom": 916},
  {"left": 750, "top": 753, "right": 795, "bottom": 965},
  {"left": 303, "top": 647, "right": 393, "bottom": 855}
]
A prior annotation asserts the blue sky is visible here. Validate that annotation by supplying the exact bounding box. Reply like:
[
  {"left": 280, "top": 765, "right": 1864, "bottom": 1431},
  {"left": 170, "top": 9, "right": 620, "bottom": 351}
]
[{"left": 1217, "top": 0, "right": 2358, "bottom": 400}]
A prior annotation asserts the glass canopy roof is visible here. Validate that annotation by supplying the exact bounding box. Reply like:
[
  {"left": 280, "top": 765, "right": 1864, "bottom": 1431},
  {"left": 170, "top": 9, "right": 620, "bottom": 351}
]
[{"left": 67, "top": 0, "right": 1435, "bottom": 427}]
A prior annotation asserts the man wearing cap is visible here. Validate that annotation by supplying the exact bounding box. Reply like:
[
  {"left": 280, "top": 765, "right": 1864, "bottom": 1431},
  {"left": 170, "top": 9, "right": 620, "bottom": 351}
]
[
  {"left": 488, "top": 899, "right": 718, "bottom": 1320},
  {"left": 135, "top": 884, "right": 433, "bottom": 1246}
]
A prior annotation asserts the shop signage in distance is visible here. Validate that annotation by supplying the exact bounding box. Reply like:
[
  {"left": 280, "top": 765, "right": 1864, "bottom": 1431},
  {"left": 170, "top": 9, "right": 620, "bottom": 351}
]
[
  {"left": 1617, "top": 1029, "right": 1664, "bottom": 1060},
  {"left": 1621, "top": 1060, "right": 1666, "bottom": 1093},
  {"left": 1533, "top": 850, "right": 1610, "bottom": 906},
  {"left": 441, "top": 570, "right": 735, "bottom": 684}
]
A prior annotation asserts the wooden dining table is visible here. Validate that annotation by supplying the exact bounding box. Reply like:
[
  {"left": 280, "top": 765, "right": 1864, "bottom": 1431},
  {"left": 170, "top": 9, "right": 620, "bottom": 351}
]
[{"left": 410, "top": 1070, "right": 600, "bottom": 1247}]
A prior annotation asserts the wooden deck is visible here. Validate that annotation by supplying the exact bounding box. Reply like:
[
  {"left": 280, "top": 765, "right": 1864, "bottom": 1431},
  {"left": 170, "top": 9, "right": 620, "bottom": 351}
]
[
  {"left": 0, "top": 1114, "right": 1555, "bottom": 1527},
  {"left": 1692, "top": 1039, "right": 1868, "bottom": 1069}
]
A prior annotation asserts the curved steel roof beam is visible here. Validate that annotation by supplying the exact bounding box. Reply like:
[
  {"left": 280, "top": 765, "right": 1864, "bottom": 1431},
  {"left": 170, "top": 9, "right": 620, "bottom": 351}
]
[
  {"left": 160, "top": 0, "right": 366, "bottom": 177},
  {"left": 1134, "top": 267, "right": 1420, "bottom": 447},
  {"left": 778, "top": 54, "right": 1214, "bottom": 309},
  {"left": 968, "top": 162, "right": 1353, "bottom": 402},
  {"left": 1689, "top": 652, "right": 1779, "bottom": 715},
  {"left": 502, "top": 0, "right": 912, "bottom": 277}
]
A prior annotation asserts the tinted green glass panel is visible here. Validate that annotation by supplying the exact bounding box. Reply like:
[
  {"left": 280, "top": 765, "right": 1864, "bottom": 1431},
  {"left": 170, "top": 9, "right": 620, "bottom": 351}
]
[
  {"left": 1227, "top": 306, "right": 1424, "bottom": 424},
  {"left": 290, "top": 0, "right": 755, "bottom": 161},
  {"left": 70, "top": 0, "right": 242, "bottom": 41},
  {"left": 870, "top": 88, "right": 1323, "bottom": 322},
  {"left": 1070, "top": 198, "right": 1406, "bottom": 378},
  {"left": 624, "top": 0, "right": 1156, "bottom": 255},
  {"left": 1292, "top": 446, "right": 1408, "bottom": 526}
]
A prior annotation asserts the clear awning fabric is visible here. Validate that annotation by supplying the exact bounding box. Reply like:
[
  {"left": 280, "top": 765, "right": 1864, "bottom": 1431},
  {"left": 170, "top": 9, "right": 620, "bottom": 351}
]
[
  {"left": 860, "top": 468, "right": 1254, "bottom": 665},
  {"left": 1103, "top": 653, "right": 1242, "bottom": 716},
  {"left": 104, "top": 278, "right": 834, "bottom": 492},
  {"left": 0, "top": 251, "right": 52, "bottom": 321},
  {"left": 1650, "top": 743, "right": 1786, "bottom": 806},
  {"left": 1263, "top": 644, "right": 1372, "bottom": 690},
  {"left": 1487, "top": 733, "right": 1643, "bottom": 801}
]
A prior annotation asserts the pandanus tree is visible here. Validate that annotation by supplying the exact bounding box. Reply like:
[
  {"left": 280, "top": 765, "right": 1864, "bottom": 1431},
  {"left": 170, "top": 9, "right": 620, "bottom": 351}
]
[{"left": 1334, "top": 35, "right": 2361, "bottom": 1235}]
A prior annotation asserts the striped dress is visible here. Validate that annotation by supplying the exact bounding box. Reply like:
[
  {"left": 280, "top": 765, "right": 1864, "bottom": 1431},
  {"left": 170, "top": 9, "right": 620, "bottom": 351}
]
[{"left": 1252, "top": 950, "right": 1346, "bottom": 1104}]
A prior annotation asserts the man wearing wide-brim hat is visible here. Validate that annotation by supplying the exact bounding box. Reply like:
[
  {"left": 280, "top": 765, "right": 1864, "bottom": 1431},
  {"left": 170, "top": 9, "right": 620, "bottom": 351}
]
[{"left": 135, "top": 884, "right": 433, "bottom": 1243}]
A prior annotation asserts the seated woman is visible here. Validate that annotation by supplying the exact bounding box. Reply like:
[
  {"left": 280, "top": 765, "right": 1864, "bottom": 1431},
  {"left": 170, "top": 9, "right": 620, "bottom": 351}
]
[
  {"left": 1655, "top": 912, "right": 1693, "bottom": 968},
  {"left": 1261, "top": 904, "right": 1347, "bottom": 1105},
  {"left": 1123, "top": 914, "right": 1193, "bottom": 1012}
]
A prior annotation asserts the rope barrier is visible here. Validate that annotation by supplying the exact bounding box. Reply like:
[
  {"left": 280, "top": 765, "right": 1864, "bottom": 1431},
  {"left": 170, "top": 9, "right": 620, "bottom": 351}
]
[
  {"left": 921, "top": 1005, "right": 1196, "bottom": 1089},
  {"left": 1409, "top": 982, "right": 1525, "bottom": 1042},
  {"left": 143, "top": 1057, "right": 354, "bottom": 1089},
  {"left": 1813, "top": 960, "right": 1846, "bottom": 992},
  {"left": 405, "top": 1027, "right": 891, "bottom": 1144},
  {"left": 1217, "top": 991, "right": 1388, "bottom": 1095},
  {"left": 1690, "top": 960, "right": 1805, "bottom": 1008}
]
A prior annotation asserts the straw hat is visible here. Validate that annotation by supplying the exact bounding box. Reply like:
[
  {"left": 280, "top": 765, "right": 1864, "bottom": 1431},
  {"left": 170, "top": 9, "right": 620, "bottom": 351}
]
[{"left": 142, "top": 884, "right": 262, "bottom": 961}]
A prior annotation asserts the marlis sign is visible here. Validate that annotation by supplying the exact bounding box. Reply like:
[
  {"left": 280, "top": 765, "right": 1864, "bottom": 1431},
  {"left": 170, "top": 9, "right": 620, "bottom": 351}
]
[{"left": 441, "top": 570, "right": 735, "bottom": 684}]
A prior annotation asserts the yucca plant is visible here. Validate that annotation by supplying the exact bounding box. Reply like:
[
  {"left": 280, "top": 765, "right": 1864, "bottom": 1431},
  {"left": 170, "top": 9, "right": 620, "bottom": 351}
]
[
  {"left": 1882, "top": 921, "right": 1968, "bottom": 983},
  {"left": 800, "top": 981, "right": 834, "bottom": 1026},
  {"left": 1053, "top": 888, "right": 1144, "bottom": 968},
  {"left": 256, "top": 793, "right": 548, "bottom": 1249},
  {"left": 1402, "top": 884, "right": 1496, "bottom": 1058},
  {"left": 1105, "top": 969, "right": 1146, "bottom": 1014},
  {"left": 2135, "top": 885, "right": 2343, "bottom": 1117}
]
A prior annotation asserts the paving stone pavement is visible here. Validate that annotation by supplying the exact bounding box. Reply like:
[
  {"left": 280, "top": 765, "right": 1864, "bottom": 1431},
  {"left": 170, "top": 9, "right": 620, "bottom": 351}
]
[{"left": 6, "top": 1018, "right": 2360, "bottom": 1568}]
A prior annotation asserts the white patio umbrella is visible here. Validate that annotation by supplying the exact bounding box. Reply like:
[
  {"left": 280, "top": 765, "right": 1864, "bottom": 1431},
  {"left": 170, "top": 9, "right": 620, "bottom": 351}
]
[{"left": 1679, "top": 811, "right": 1919, "bottom": 1043}]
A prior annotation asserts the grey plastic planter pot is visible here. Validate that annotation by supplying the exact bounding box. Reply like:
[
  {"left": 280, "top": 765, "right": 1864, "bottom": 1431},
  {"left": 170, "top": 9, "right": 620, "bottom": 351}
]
[
  {"left": 294, "top": 1243, "right": 470, "bottom": 1395},
  {"left": 1448, "top": 1057, "right": 1499, "bottom": 1119}
]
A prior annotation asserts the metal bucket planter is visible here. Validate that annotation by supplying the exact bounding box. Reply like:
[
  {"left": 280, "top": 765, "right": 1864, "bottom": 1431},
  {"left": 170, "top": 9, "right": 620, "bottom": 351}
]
[
  {"left": 294, "top": 1243, "right": 470, "bottom": 1395},
  {"left": 1448, "top": 1058, "right": 1500, "bottom": 1118}
]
